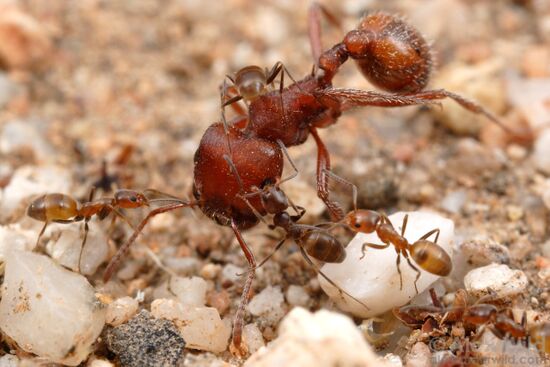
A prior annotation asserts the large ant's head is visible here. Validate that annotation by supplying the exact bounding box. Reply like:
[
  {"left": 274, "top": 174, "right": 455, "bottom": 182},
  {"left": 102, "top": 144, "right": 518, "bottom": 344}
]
[
  {"left": 235, "top": 65, "right": 267, "bottom": 102},
  {"left": 260, "top": 184, "right": 289, "bottom": 215},
  {"left": 115, "top": 190, "right": 149, "bottom": 208}
]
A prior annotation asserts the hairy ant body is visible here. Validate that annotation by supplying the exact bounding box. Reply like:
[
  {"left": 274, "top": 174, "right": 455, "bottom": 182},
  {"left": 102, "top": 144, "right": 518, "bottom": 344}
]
[
  {"left": 221, "top": 5, "right": 528, "bottom": 220},
  {"left": 394, "top": 289, "right": 550, "bottom": 356}
]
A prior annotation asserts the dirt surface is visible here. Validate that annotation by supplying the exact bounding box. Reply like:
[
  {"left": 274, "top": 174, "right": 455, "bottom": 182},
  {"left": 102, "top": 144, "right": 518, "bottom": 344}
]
[{"left": 0, "top": 0, "right": 549, "bottom": 366}]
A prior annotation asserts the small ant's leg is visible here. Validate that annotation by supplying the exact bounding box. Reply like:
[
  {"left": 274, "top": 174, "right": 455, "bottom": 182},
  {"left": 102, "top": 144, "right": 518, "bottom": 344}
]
[
  {"left": 401, "top": 214, "right": 409, "bottom": 237},
  {"left": 276, "top": 140, "right": 298, "bottom": 185},
  {"left": 322, "top": 168, "right": 358, "bottom": 212},
  {"left": 429, "top": 288, "right": 443, "bottom": 308},
  {"left": 299, "top": 246, "right": 369, "bottom": 311},
  {"left": 310, "top": 127, "right": 345, "bottom": 221},
  {"left": 318, "top": 88, "right": 442, "bottom": 110},
  {"left": 419, "top": 228, "right": 440, "bottom": 243},
  {"left": 35, "top": 221, "right": 49, "bottom": 248},
  {"left": 307, "top": 2, "right": 342, "bottom": 64},
  {"left": 78, "top": 217, "right": 91, "bottom": 273},
  {"left": 360, "top": 242, "right": 391, "bottom": 259},
  {"left": 237, "top": 238, "right": 287, "bottom": 276},
  {"left": 103, "top": 201, "right": 192, "bottom": 282},
  {"left": 404, "top": 254, "right": 421, "bottom": 294},
  {"left": 396, "top": 253, "right": 403, "bottom": 291},
  {"left": 229, "top": 219, "right": 256, "bottom": 354}
]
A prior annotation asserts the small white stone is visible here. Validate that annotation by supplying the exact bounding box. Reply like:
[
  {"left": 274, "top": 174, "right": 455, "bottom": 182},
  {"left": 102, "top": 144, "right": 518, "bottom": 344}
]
[
  {"left": 0, "top": 224, "right": 35, "bottom": 266},
  {"left": 248, "top": 286, "right": 285, "bottom": 325},
  {"left": 440, "top": 190, "right": 467, "bottom": 214},
  {"left": 244, "top": 307, "right": 390, "bottom": 367},
  {"left": 285, "top": 285, "right": 310, "bottom": 307},
  {"left": 0, "top": 251, "right": 105, "bottom": 366},
  {"left": 88, "top": 359, "right": 115, "bottom": 367},
  {"left": 0, "top": 165, "right": 71, "bottom": 220},
  {"left": 151, "top": 299, "right": 230, "bottom": 353},
  {"left": 242, "top": 323, "right": 265, "bottom": 355},
  {"left": 221, "top": 263, "right": 244, "bottom": 284},
  {"left": 200, "top": 263, "right": 221, "bottom": 280},
  {"left": 320, "top": 211, "right": 454, "bottom": 318},
  {"left": 46, "top": 223, "right": 109, "bottom": 275},
  {"left": 106, "top": 297, "right": 139, "bottom": 326},
  {"left": 0, "top": 354, "right": 19, "bottom": 367},
  {"left": 534, "top": 128, "right": 550, "bottom": 174},
  {"left": 169, "top": 276, "right": 207, "bottom": 306},
  {"left": 464, "top": 263, "right": 528, "bottom": 299}
]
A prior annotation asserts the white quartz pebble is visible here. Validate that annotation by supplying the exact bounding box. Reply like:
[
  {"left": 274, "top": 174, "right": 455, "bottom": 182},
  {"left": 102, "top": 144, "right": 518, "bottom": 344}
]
[
  {"left": 464, "top": 263, "right": 528, "bottom": 299},
  {"left": 106, "top": 297, "right": 139, "bottom": 326},
  {"left": 243, "top": 323, "right": 265, "bottom": 355},
  {"left": 285, "top": 285, "right": 310, "bottom": 307},
  {"left": 151, "top": 299, "right": 230, "bottom": 353},
  {"left": 534, "top": 128, "right": 550, "bottom": 174},
  {"left": 247, "top": 285, "right": 285, "bottom": 325},
  {"left": 46, "top": 223, "right": 109, "bottom": 275},
  {"left": 0, "top": 251, "right": 105, "bottom": 366},
  {"left": 320, "top": 211, "right": 454, "bottom": 318},
  {"left": 169, "top": 276, "right": 208, "bottom": 306},
  {"left": 244, "top": 307, "right": 390, "bottom": 367}
]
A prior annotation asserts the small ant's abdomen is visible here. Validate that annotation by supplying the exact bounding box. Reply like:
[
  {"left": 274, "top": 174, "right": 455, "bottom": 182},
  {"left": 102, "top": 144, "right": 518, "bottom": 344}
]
[
  {"left": 463, "top": 304, "right": 497, "bottom": 325},
  {"left": 193, "top": 123, "right": 283, "bottom": 229},
  {"left": 350, "top": 13, "right": 432, "bottom": 93},
  {"left": 27, "top": 193, "right": 79, "bottom": 222},
  {"left": 302, "top": 230, "right": 346, "bottom": 263},
  {"left": 410, "top": 240, "right": 452, "bottom": 276}
]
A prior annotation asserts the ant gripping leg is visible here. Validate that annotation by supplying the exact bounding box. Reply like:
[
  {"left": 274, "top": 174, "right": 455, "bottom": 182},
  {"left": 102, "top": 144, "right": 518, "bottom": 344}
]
[
  {"left": 310, "top": 127, "right": 345, "bottom": 221},
  {"left": 308, "top": 2, "right": 342, "bottom": 64}
]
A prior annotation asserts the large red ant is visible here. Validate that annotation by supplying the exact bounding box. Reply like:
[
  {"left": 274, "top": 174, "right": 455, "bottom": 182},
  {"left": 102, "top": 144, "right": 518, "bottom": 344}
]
[
  {"left": 394, "top": 289, "right": 550, "bottom": 357},
  {"left": 48, "top": 4, "right": 525, "bottom": 355},
  {"left": 220, "top": 4, "right": 531, "bottom": 221}
]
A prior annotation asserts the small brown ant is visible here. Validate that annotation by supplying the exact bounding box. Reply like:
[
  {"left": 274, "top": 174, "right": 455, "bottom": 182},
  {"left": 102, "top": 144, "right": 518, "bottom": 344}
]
[
  {"left": 321, "top": 173, "right": 452, "bottom": 292},
  {"left": 27, "top": 188, "right": 180, "bottom": 271}
]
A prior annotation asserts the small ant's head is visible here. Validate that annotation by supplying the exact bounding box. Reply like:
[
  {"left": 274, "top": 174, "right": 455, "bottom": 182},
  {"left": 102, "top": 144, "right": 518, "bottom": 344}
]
[
  {"left": 235, "top": 65, "right": 267, "bottom": 102},
  {"left": 344, "top": 209, "right": 379, "bottom": 234},
  {"left": 115, "top": 190, "right": 149, "bottom": 208},
  {"left": 273, "top": 211, "right": 291, "bottom": 231},
  {"left": 261, "top": 186, "right": 289, "bottom": 215},
  {"left": 27, "top": 195, "right": 47, "bottom": 221}
]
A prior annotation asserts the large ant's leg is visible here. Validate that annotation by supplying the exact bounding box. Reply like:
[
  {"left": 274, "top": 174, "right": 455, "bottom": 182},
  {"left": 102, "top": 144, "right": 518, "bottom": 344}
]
[
  {"left": 103, "top": 200, "right": 193, "bottom": 282},
  {"left": 310, "top": 127, "right": 345, "bottom": 221},
  {"left": 229, "top": 219, "right": 256, "bottom": 355},
  {"left": 78, "top": 187, "right": 96, "bottom": 272},
  {"left": 396, "top": 253, "right": 403, "bottom": 291},
  {"left": 360, "top": 242, "right": 390, "bottom": 259},
  {"left": 404, "top": 254, "right": 421, "bottom": 294},
  {"left": 308, "top": 2, "right": 342, "bottom": 65},
  {"left": 322, "top": 168, "right": 358, "bottom": 212},
  {"left": 299, "top": 246, "right": 369, "bottom": 311},
  {"left": 318, "top": 88, "right": 442, "bottom": 110}
]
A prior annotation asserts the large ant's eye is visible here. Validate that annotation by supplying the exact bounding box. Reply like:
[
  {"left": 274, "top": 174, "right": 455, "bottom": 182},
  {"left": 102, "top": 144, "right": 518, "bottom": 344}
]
[
  {"left": 354, "top": 223, "right": 361, "bottom": 228},
  {"left": 130, "top": 196, "right": 137, "bottom": 202}
]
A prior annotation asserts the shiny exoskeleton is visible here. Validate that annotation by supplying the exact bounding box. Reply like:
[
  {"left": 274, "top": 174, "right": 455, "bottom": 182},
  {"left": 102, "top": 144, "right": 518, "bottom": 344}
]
[{"left": 343, "top": 209, "right": 451, "bottom": 293}]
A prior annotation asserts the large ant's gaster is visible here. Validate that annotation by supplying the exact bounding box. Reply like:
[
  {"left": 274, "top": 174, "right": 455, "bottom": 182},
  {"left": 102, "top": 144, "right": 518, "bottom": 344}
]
[{"left": 27, "top": 188, "right": 182, "bottom": 272}]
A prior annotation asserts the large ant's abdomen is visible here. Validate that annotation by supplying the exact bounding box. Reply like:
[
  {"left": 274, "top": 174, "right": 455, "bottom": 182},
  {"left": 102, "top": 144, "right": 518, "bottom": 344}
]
[
  {"left": 193, "top": 123, "right": 283, "bottom": 229},
  {"left": 352, "top": 13, "right": 432, "bottom": 94}
]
